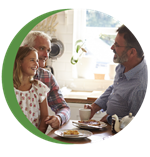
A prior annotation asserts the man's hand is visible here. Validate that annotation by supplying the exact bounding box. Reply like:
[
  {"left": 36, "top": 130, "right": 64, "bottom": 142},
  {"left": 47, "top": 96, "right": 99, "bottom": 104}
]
[
  {"left": 45, "top": 115, "right": 61, "bottom": 129},
  {"left": 84, "top": 104, "right": 94, "bottom": 119},
  {"left": 100, "top": 114, "right": 108, "bottom": 123},
  {"left": 84, "top": 103, "right": 101, "bottom": 119}
]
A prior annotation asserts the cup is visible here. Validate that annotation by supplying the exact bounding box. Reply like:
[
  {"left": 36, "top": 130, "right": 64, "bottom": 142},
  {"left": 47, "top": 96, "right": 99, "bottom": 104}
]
[{"left": 79, "top": 108, "right": 91, "bottom": 120}]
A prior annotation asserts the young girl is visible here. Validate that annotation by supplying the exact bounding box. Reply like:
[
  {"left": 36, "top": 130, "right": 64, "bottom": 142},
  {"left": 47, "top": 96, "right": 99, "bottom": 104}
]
[{"left": 13, "top": 46, "right": 49, "bottom": 133}]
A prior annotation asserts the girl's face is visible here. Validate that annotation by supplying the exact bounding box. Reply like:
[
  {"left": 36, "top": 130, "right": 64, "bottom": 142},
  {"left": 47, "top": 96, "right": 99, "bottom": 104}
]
[{"left": 21, "top": 51, "right": 39, "bottom": 77}]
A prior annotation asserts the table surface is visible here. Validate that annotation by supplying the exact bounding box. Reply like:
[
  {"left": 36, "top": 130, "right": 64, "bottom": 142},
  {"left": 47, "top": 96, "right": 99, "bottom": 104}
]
[{"left": 47, "top": 120, "right": 115, "bottom": 144}]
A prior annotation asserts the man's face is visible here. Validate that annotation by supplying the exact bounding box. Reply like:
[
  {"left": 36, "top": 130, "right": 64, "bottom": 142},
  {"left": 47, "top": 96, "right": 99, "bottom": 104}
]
[
  {"left": 33, "top": 36, "right": 51, "bottom": 68},
  {"left": 111, "top": 33, "right": 129, "bottom": 64}
]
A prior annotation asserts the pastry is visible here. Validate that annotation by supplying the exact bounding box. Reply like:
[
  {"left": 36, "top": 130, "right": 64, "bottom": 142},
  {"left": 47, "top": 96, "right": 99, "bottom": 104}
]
[
  {"left": 78, "top": 119, "right": 100, "bottom": 126},
  {"left": 63, "top": 130, "right": 79, "bottom": 135}
]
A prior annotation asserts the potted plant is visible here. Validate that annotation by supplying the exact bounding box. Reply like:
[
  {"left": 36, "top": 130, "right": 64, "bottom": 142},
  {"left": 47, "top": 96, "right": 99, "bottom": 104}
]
[
  {"left": 71, "top": 39, "right": 96, "bottom": 79},
  {"left": 71, "top": 39, "right": 87, "bottom": 65}
]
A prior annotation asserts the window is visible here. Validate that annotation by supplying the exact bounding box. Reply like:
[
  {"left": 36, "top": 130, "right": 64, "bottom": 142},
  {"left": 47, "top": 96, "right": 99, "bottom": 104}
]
[
  {"left": 85, "top": 10, "right": 122, "bottom": 77},
  {"left": 73, "top": 9, "right": 122, "bottom": 79}
]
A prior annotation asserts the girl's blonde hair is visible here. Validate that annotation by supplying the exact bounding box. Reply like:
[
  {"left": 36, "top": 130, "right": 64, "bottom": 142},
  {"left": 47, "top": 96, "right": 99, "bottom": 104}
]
[{"left": 13, "top": 46, "right": 38, "bottom": 89}]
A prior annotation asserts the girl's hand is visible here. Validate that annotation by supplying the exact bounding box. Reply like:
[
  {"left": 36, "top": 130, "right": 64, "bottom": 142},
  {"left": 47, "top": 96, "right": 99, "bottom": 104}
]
[{"left": 38, "top": 98, "right": 49, "bottom": 133}]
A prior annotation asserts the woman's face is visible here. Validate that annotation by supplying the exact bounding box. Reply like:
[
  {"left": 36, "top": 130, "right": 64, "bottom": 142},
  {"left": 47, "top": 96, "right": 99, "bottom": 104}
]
[{"left": 21, "top": 51, "right": 39, "bottom": 77}]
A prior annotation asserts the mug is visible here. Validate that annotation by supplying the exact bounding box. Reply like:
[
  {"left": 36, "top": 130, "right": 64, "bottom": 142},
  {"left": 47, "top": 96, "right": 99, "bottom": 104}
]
[{"left": 79, "top": 108, "right": 91, "bottom": 120}]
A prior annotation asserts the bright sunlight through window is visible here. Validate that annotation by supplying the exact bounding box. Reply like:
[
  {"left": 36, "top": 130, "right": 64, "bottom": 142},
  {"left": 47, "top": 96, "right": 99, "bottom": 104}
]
[{"left": 85, "top": 10, "right": 122, "bottom": 77}]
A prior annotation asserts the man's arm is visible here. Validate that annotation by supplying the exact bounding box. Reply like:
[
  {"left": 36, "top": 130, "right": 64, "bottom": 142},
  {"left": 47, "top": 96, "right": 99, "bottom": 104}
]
[
  {"left": 84, "top": 85, "right": 113, "bottom": 121},
  {"left": 85, "top": 85, "right": 114, "bottom": 124},
  {"left": 47, "top": 73, "right": 70, "bottom": 125},
  {"left": 101, "top": 89, "right": 146, "bottom": 125},
  {"left": 94, "top": 85, "right": 114, "bottom": 110},
  {"left": 129, "top": 89, "right": 146, "bottom": 116},
  {"left": 36, "top": 68, "right": 70, "bottom": 126}
]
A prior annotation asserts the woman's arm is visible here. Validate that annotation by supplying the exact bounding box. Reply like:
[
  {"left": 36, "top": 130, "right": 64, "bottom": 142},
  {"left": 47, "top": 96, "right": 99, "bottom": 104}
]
[{"left": 38, "top": 98, "right": 49, "bottom": 133}]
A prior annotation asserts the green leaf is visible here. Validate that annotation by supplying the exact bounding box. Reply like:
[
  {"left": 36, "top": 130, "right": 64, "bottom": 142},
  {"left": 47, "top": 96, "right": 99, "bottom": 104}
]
[
  {"left": 71, "top": 57, "right": 78, "bottom": 65},
  {"left": 76, "top": 45, "right": 81, "bottom": 53},
  {"left": 75, "top": 39, "right": 83, "bottom": 46}
]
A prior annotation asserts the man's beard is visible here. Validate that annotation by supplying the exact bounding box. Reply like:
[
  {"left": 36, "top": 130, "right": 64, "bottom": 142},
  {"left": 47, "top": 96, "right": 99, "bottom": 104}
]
[
  {"left": 113, "top": 49, "right": 128, "bottom": 64},
  {"left": 39, "top": 57, "right": 47, "bottom": 68}
]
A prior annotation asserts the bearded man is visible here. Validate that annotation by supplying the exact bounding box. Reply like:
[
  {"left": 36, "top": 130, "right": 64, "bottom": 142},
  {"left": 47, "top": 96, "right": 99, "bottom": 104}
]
[{"left": 85, "top": 25, "right": 148, "bottom": 124}]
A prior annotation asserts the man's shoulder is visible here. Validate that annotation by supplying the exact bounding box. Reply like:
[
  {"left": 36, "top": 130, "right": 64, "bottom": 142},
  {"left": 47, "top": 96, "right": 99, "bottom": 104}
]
[{"left": 38, "top": 67, "right": 52, "bottom": 76}]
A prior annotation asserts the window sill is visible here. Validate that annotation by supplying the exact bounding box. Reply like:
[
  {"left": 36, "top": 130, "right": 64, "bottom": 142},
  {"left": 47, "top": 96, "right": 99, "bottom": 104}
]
[{"left": 69, "top": 78, "right": 113, "bottom": 91}]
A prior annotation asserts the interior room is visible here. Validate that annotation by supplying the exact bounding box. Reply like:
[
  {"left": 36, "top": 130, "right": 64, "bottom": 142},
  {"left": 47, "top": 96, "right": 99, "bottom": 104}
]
[{"left": 32, "top": 9, "right": 122, "bottom": 122}]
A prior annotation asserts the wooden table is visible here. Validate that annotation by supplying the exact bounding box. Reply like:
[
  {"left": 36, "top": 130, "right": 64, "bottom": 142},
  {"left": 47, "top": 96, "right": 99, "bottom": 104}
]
[{"left": 47, "top": 120, "right": 115, "bottom": 144}]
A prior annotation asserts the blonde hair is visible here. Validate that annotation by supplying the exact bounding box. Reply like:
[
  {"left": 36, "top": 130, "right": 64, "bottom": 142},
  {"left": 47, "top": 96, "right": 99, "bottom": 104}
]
[
  {"left": 13, "top": 46, "right": 38, "bottom": 89},
  {"left": 21, "top": 31, "right": 51, "bottom": 47}
]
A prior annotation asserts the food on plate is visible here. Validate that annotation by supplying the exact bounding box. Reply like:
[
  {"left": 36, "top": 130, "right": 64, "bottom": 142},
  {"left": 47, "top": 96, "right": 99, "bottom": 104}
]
[
  {"left": 78, "top": 119, "right": 100, "bottom": 126},
  {"left": 63, "top": 130, "right": 79, "bottom": 135}
]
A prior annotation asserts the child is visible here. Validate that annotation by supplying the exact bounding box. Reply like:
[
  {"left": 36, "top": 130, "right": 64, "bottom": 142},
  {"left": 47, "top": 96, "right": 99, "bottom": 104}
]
[{"left": 13, "top": 46, "right": 49, "bottom": 133}]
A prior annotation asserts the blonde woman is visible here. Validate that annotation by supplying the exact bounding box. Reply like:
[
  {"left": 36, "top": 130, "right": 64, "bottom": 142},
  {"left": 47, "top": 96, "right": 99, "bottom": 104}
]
[{"left": 13, "top": 46, "right": 49, "bottom": 133}]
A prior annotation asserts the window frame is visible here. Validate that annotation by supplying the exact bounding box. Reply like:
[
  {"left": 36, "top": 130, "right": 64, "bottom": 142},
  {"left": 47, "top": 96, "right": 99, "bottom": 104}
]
[{"left": 73, "top": 9, "right": 119, "bottom": 81}]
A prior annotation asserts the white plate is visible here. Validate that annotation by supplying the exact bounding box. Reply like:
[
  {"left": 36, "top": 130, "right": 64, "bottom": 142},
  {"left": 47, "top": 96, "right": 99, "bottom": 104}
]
[
  {"left": 72, "top": 121, "right": 107, "bottom": 129},
  {"left": 54, "top": 129, "right": 93, "bottom": 139}
]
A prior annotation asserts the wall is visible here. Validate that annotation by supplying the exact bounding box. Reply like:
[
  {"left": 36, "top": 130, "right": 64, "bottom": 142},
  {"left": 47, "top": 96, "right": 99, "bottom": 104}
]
[
  {"left": 47, "top": 10, "right": 74, "bottom": 88},
  {"left": 47, "top": 10, "right": 113, "bottom": 91}
]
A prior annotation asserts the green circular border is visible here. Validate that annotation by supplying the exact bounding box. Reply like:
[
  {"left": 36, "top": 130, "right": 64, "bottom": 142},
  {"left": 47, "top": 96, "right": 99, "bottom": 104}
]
[{"left": 2, "top": 9, "right": 72, "bottom": 144}]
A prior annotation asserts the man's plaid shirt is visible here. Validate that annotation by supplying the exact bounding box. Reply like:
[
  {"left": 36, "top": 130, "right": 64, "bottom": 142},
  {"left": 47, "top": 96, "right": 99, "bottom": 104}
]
[{"left": 34, "top": 68, "right": 70, "bottom": 125}]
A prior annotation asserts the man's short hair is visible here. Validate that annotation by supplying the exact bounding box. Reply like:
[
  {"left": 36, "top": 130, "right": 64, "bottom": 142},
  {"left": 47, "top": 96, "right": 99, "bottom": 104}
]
[
  {"left": 117, "top": 25, "right": 144, "bottom": 58},
  {"left": 21, "top": 31, "right": 51, "bottom": 47}
]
